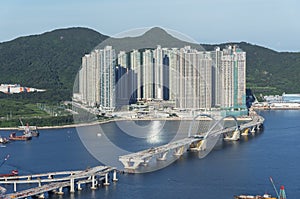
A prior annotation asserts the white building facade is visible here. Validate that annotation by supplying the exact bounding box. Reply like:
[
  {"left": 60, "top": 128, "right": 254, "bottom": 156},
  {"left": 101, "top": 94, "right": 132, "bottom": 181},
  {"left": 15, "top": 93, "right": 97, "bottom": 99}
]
[{"left": 75, "top": 45, "right": 246, "bottom": 111}]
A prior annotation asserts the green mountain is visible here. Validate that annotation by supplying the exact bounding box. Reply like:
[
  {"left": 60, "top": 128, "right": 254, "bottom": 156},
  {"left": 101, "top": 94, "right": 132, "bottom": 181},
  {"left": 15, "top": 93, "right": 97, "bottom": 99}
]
[
  {"left": 0, "top": 27, "right": 108, "bottom": 103},
  {"left": 96, "top": 27, "right": 205, "bottom": 52},
  {"left": 0, "top": 27, "right": 299, "bottom": 104}
]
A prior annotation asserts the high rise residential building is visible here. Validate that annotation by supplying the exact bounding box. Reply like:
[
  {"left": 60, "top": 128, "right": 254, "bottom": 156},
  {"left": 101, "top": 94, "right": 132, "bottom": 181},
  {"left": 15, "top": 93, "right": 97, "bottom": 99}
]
[
  {"left": 153, "top": 45, "right": 163, "bottom": 100},
  {"left": 117, "top": 51, "right": 128, "bottom": 68},
  {"left": 130, "top": 49, "right": 142, "bottom": 100},
  {"left": 167, "top": 48, "right": 180, "bottom": 101},
  {"left": 142, "top": 49, "right": 154, "bottom": 100},
  {"left": 75, "top": 44, "right": 246, "bottom": 112},
  {"left": 77, "top": 46, "right": 116, "bottom": 109},
  {"left": 170, "top": 46, "right": 213, "bottom": 109},
  {"left": 218, "top": 45, "right": 246, "bottom": 109},
  {"left": 99, "top": 46, "right": 116, "bottom": 109}
]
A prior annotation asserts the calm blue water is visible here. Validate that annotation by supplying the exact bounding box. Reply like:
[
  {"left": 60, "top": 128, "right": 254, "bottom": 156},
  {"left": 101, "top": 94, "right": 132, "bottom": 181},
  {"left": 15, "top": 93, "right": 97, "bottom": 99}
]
[{"left": 1, "top": 110, "right": 299, "bottom": 198}]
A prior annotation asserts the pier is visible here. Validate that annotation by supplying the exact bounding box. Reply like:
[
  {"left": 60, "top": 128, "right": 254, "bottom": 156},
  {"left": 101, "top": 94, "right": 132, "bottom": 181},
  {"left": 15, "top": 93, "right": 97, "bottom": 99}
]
[
  {"left": 0, "top": 166, "right": 118, "bottom": 199},
  {"left": 119, "top": 114, "right": 264, "bottom": 173}
]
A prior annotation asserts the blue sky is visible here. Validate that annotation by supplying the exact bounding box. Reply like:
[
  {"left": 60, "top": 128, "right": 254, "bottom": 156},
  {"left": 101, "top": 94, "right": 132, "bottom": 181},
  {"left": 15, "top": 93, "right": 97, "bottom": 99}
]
[{"left": 1, "top": 0, "right": 299, "bottom": 52}]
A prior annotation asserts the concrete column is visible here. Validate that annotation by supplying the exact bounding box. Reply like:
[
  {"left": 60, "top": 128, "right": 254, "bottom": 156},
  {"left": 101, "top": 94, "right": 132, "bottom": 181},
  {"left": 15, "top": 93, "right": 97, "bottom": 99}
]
[
  {"left": 251, "top": 126, "right": 256, "bottom": 133},
  {"left": 113, "top": 170, "right": 118, "bottom": 182},
  {"left": 13, "top": 182, "right": 17, "bottom": 192},
  {"left": 103, "top": 173, "right": 110, "bottom": 186},
  {"left": 256, "top": 125, "right": 260, "bottom": 130},
  {"left": 38, "top": 179, "right": 42, "bottom": 187},
  {"left": 77, "top": 183, "right": 82, "bottom": 191},
  {"left": 57, "top": 187, "right": 64, "bottom": 195},
  {"left": 174, "top": 146, "right": 185, "bottom": 156},
  {"left": 38, "top": 193, "right": 45, "bottom": 198},
  {"left": 70, "top": 178, "right": 75, "bottom": 193},
  {"left": 157, "top": 151, "right": 168, "bottom": 161},
  {"left": 91, "top": 175, "right": 97, "bottom": 190}
]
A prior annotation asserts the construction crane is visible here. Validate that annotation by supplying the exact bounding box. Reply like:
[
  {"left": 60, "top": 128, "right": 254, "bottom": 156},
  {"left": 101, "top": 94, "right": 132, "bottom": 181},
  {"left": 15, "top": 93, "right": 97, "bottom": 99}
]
[{"left": 270, "top": 177, "right": 287, "bottom": 199}]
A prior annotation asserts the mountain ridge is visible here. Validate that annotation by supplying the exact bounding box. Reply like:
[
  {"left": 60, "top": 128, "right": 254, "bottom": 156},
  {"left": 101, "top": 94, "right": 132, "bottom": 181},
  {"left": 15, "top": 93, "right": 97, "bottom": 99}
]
[
  {"left": 95, "top": 27, "right": 205, "bottom": 53},
  {"left": 0, "top": 27, "right": 299, "bottom": 103}
]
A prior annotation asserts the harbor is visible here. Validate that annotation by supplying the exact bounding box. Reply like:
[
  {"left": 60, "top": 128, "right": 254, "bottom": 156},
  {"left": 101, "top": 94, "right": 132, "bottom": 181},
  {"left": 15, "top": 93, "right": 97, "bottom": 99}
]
[{"left": 0, "top": 110, "right": 296, "bottom": 198}]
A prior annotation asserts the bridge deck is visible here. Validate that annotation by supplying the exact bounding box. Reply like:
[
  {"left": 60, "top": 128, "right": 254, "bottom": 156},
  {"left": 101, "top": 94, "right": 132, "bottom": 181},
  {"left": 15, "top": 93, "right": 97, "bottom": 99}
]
[
  {"left": 120, "top": 137, "right": 201, "bottom": 161},
  {"left": 5, "top": 181, "right": 70, "bottom": 199},
  {"left": 1, "top": 166, "right": 116, "bottom": 198},
  {"left": 119, "top": 116, "right": 264, "bottom": 171}
]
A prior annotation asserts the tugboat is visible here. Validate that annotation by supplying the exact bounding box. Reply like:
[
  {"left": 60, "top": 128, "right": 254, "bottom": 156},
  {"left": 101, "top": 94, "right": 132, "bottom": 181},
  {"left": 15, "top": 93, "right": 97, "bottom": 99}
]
[
  {"left": 234, "top": 177, "right": 286, "bottom": 199},
  {"left": 23, "top": 124, "right": 39, "bottom": 137},
  {"left": 19, "top": 120, "right": 39, "bottom": 137}
]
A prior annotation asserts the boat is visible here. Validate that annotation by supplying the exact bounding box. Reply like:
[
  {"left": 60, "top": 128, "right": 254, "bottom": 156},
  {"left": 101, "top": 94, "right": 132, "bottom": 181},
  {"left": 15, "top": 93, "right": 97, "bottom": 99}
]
[
  {"left": 9, "top": 132, "right": 32, "bottom": 141},
  {"left": 234, "top": 194, "right": 276, "bottom": 199},
  {"left": 0, "top": 137, "right": 9, "bottom": 144},
  {"left": 0, "top": 169, "right": 18, "bottom": 177},
  {"left": 18, "top": 119, "right": 39, "bottom": 137},
  {"left": 22, "top": 124, "right": 39, "bottom": 137},
  {"left": 234, "top": 177, "right": 286, "bottom": 199}
]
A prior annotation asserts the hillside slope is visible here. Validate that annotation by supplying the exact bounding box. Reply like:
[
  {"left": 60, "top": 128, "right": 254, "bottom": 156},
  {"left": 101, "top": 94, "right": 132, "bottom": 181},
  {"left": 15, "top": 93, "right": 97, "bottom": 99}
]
[
  {"left": 0, "top": 27, "right": 299, "bottom": 103},
  {"left": 0, "top": 27, "right": 108, "bottom": 102}
]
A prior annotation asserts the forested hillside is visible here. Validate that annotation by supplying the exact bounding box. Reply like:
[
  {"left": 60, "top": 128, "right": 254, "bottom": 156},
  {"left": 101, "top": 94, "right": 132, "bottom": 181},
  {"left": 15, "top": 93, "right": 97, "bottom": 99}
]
[
  {"left": 0, "top": 27, "right": 299, "bottom": 104},
  {"left": 0, "top": 27, "right": 108, "bottom": 103}
]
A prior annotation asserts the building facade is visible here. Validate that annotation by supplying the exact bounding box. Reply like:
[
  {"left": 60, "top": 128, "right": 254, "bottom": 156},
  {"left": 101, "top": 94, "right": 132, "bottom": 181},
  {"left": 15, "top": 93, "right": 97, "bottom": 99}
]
[
  {"left": 75, "top": 45, "right": 246, "bottom": 111},
  {"left": 78, "top": 46, "right": 116, "bottom": 109}
]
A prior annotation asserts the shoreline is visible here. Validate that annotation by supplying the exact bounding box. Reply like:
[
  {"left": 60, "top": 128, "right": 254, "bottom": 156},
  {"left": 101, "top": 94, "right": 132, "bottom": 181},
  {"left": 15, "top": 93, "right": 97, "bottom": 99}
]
[{"left": 0, "top": 115, "right": 253, "bottom": 131}]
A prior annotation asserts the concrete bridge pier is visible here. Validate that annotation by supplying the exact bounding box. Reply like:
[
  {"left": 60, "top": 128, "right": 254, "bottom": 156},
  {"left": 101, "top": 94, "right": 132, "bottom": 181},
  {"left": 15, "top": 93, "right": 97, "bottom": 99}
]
[
  {"left": 174, "top": 145, "right": 186, "bottom": 156},
  {"left": 91, "top": 175, "right": 97, "bottom": 189},
  {"left": 119, "top": 158, "right": 144, "bottom": 170},
  {"left": 37, "top": 193, "right": 45, "bottom": 198},
  {"left": 113, "top": 170, "right": 118, "bottom": 182},
  {"left": 57, "top": 187, "right": 64, "bottom": 195},
  {"left": 157, "top": 151, "right": 168, "bottom": 161},
  {"left": 77, "top": 182, "right": 82, "bottom": 191},
  {"left": 224, "top": 129, "right": 240, "bottom": 141},
  {"left": 142, "top": 157, "right": 152, "bottom": 166},
  {"left": 251, "top": 126, "right": 256, "bottom": 133},
  {"left": 232, "top": 129, "right": 240, "bottom": 141},
  {"left": 70, "top": 178, "right": 75, "bottom": 193},
  {"left": 190, "top": 140, "right": 207, "bottom": 151},
  {"left": 241, "top": 128, "right": 249, "bottom": 136},
  {"left": 256, "top": 124, "right": 260, "bottom": 130},
  {"left": 103, "top": 173, "right": 110, "bottom": 186},
  {"left": 13, "top": 182, "right": 17, "bottom": 192}
]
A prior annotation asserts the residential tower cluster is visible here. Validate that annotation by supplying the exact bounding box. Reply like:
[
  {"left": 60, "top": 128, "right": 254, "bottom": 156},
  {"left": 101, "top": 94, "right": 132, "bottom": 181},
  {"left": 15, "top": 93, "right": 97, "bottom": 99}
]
[{"left": 74, "top": 45, "right": 247, "bottom": 114}]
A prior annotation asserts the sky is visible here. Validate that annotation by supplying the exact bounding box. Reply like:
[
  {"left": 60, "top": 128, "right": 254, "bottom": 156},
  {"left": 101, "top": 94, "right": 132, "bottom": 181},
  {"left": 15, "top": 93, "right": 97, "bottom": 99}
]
[{"left": 0, "top": 0, "right": 299, "bottom": 52}]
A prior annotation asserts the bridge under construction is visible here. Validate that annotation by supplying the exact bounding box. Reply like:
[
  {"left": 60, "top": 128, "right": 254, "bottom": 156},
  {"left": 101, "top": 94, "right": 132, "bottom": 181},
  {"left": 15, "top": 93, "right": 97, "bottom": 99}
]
[
  {"left": 0, "top": 166, "right": 118, "bottom": 199},
  {"left": 119, "top": 114, "right": 264, "bottom": 173}
]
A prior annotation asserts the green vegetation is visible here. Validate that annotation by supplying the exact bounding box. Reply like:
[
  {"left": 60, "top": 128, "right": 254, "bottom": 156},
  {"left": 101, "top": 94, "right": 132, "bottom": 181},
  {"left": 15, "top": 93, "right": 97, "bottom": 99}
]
[
  {"left": 0, "top": 115, "right": 74, "bottom": 128},
  {"left": 0, "top": 27, "right": 108, "bottom": 102},
  {"left": 0, "top": 99, "right": 46, "bottom": 119},
  {"left": 0, "top": 97, "right": 75, "bottom": 127},
  {"left": 0, "top": 27, "right": 299, "bottom": 127},
  {"left": 0, "top": 27, "right": 108, "bottom": 127}
]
